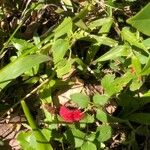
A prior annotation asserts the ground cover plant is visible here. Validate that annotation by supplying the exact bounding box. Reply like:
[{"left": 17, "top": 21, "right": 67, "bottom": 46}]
[{"left": 0, "top": 0, "right": 150, "bottom": 149}]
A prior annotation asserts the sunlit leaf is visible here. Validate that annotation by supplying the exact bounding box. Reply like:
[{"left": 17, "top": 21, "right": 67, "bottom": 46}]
[
  {"left": 94, "top": 45, "right": 130, "bottom": 62},
  {"left": 141, "top": 55, "right": 150, "bottom": 75},
  {"left": 54, "top": 17, "right": 72, "bottom": 39},
  {"left": 52, "top": 39, "right": 70, "bottom": 64},
  {"left": 127, "top": 3, "right": 150, "bottom": 36},
  {"left": 93, "top": 94, "right": 109, "bottom": 106},
  {"left": 0, "top": 54, "right": 50, "bottom": 90},
  {"left": 81, "top": 141, "right": 97, "bottom": 150},
  {"left": 121, "top": 27, "right": 147, "bottom": 51},
  {"left": 97, "top": 124, "right": 112, "bottom": 142},
  {"left": 88, "top": 18, "right": 113, "bottom": 30},
  {"left": 70, "top": 93, "right": 89, "bottom": 108}
]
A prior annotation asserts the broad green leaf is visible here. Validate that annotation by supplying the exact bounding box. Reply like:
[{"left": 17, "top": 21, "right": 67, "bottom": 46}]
[
  {"left": 94, "top": 45, "right": 130, "bottom": 62},
  {"left": 97, "top": 124, "right": 112, "bottom": 142},
  {"left": 98, "top": 18, "right": 113, "bottom": 34},
  {"left": 127, "top": 3, "right": 150, "bottom": 36},
  {"left": 54, "top": 17, "right": 72, "bottom": 39},
  {"left": 24, "top": 65, "right": 39, "bottom": 77},
  {"left": 56, "top": 59, "right": 75, "bottom": 78},
  {"left": 56, "top": 62, "right": 72, "bottom": 78},
  {"left": 33, "top": 33, "right": 41, "bottom": 49},
  {"left": 101, "top": 74, "right": 120, "bottom": 96},
  {"left": 96, "top": 109, "right": 108, "bottom": 123},
  {"left": 41, "top": 128, "right": 51, "bottom": 141},
  {"left": 39, "top": 82, "right": 53, "bottom": 103},
  {"left": 81, "top": 141, "right": 97, "bottom": 150},
  {"left": 134, "top": 51, "right": 148, "bottom": 64},
  {"left": 90, "top": 35, "right": 118, "bottom": 47},
  {"left": 21, "top": 100, "right": 53, "bottom": 150},
  {"left": 71, "top": 127, "right": 85, "bottom": 148},
  {"left": 141, "top": 55, "right": 150, "bottom": 75},
  {"left": 75, "top": 19, "right": 89, "bottom": 30},
  {"left": 130, "top": 78, "right": 142, "bottom": 91},
  {"left": 52, "top": 39, "right": 70, "bottom": 64},
  {"left": 11, "top": 38, "right": 36, "bottom": 55},
  {"left": 0, "top": 54, "right": 50, "bottom": 90},
  {"left": 86, "top": 133, "right": 96, "bottom": 142},
  {"left": 93, "top": 94, "right": 109, "bottom": 106},
  {"left": 114, "top": 71, "right": 133, "bottom": 90},
  {"left": 121, "top": 27, "right": 147, "bottom": 51},
  {"left": 88, "top": 18, "right": 113, "bottom": 30},
  {"left": 80, "top": 114, "right": 94, "bottom": 123},
  {"left": 127, "top": 113, "right": 150, "bottom": 125},
  {"left": 74, "top": 5, "right": 91, "bottom": 21},
  {"left": 17, "top": 131, "right": 36, "bottom": 150},
  {"left": 102, "top": 72, "right": 133, "bottom": 96},
  {"left": 131, "top": 54, "right": 141, "bottom": 75},
  {"left": 143, "top": 38, "right": 150, "bottom": 49},
  {"left": 143, "top": 90, "right": 150, "bottom": 97},
  {"left": 70, "top": 93, "right": 89, "bottom": 108}
]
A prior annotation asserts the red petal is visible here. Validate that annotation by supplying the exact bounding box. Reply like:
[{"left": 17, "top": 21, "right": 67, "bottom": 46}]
[
  {"left": 59, "top": 106, "right": 83, "bottom": 123},
  {"left": 72, "top": 110, "right": 83, "bottom": 121},
  {"left": 59, "top": 106, "right": 74, "bottom": 122}
]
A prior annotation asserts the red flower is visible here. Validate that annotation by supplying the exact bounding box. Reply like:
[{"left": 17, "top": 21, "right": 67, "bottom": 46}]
[{"left": 59, "top": 105, "right": 84, "bottom": 123}]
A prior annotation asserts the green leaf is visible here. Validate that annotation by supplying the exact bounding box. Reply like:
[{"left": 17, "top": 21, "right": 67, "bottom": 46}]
[
  {"left": 96, "top": 109, "right": 108, "bottom": 123},
  {"left": 113, "top": 71, "right": 133, "bottom": 91},
  {"left": 52, "top": 39, "right": 70, "bottom": 64},
  {"left": 70, "top": 93, "right": 89, "bottom": 108},
  {"left": 131, "top": 54, "right": 141, "bottom": 75},
  {"left": 130, "top": 78, "right": 142, "bottom": 91},
  {"left": 21, "top": 100, "right": 53, "bottom": 150},
  {"left": 91, "top": 35, "right": 118, "bottom": 47},
  {"left": 86, "top": 133, "right": 96, "bottom": 142},
  {"left": 94, "top": 45, "right": 130, "bottom": 62},
  {"left": 54, "top": 17, "right": 72, "bottom": 39},
  {"left": 41, "top": 128, "right": 51, "bottom": 141},
  {"left": 81, "top": 141, "right": 97, "bottom": 150},
  {"left": 71, "top": 127, "right": 85, "bottom": 148},
  {"left": 127, "top": 113, "right": 150, "bottom": 125},
  {"left": 56, "top": 59, "right": 75, "bottom": 78},
  {"left": 134, "top": 51, "right": 148, "bottom": 64},
  {"left": 88, "top": 18, "right": 113, "bottom": 30},
  {"left": 97, "top": 124, "right": 112, "bottom": 142},
  {"left": 121, "top": 27, "right": 147, "bottom": 51},
  {"left": 39, "top": 82, "right": 53, "bottom": 103},
  {"left": 80, "top": 114, "right": 94, "bottom": 123},
  {"left": 141, "top": 55, "right": 150, "bottom": 75},
  {"left": 93, "top": 94, "right": 109, "bottom": 106},
  {"left": 101, "top": 74, "right": 120, "bottom": 96},
  {"left": 0, "top": 54, "right": 50, "bottom": 90},
  {"left": 143, "top": 38, "right": 150, "bottom": 49},
  {"left": 33, "top": 33, "right": 41, "bottom": 49},
  {"left": 75, "top": 19, "right": 89, "bottom": 30},
  {"left": 17, "top": 131, "right": 36, "bottom": 150},
  {"left": 11, "top": 38, "right": 36, "bottom": 55},
  {"left": 102, "top": 72, "right": 133, "bottom": 96},
  {"left": 127, "top": 3, "right": 150, "bottom": 36}
]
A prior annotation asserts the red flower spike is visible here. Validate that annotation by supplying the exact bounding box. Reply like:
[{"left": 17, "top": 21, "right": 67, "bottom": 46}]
[{"left": 59, "top": 105, "right": 84, "bottom": 123}]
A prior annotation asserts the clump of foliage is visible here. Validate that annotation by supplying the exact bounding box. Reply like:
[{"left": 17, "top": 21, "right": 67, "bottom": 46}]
[{"left": 0, "top": 0, "right": 150, "bottom": 149}]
